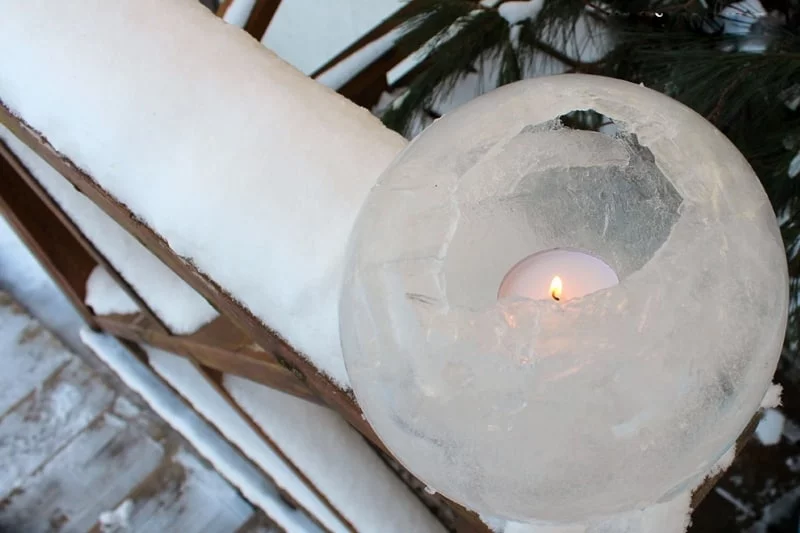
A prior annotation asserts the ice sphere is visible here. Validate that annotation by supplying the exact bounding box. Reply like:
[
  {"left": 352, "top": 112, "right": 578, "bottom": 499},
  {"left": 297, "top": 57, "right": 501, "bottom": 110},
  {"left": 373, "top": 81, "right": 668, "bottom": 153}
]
[{"left": 339, "top": 75, "right": 788, "bottom": 522}]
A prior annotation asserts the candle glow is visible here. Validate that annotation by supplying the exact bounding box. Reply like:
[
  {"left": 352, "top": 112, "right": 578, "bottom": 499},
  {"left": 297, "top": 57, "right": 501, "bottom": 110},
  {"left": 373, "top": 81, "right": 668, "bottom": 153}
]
[
  {"left": 550, "top": 276, "right": 563, "bottom": 301},
  {"left": 497, "top": 249, "right": 619, "bottom": 302}
]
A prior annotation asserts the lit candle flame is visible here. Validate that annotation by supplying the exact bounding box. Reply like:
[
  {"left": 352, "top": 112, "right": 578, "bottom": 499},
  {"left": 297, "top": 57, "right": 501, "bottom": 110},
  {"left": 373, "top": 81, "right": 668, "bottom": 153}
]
[{"left": 550, "top": 276, "right": 563, "bottom": 301}]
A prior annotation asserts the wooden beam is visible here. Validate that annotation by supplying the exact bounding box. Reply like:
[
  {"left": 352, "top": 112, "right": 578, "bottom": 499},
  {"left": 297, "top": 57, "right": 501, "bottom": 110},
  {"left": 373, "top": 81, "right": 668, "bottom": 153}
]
[
  {"left": 312, "top": 3, "right": 416, "bottom": 110},
  {"left": 112, "top": 335, "right": 330, "bottom": 532},
  {"left": 243, "top": 0, "right": 282, "bottom": 41},
  {"left": 102, "top": 310, "right": 482, "bottom": 530},
  {"left": 0, "top": 103, "right": 491, "bottom": 532},
  {"left": 198, "top": 0, "right": 219, "bottom": 13},
  {"left": 215, "top": 0, "right": 235, "bottom": 18},
  {"left": 188, "top": 358, "right": 357, "bottom": 531},
  {"left": 0, "top": 145, "right": 97, "bottom": 328},
  {"left": 389, "top": 57, "right": 430, "bottom": 91},
  {"left": 97, "top": 313, "right": 320, "bottom": 405},
  {"left": 0, "top": 139, "right": 170, "bottom": 334},
  {"left": 335, "top": 50, "right": 402, "bottom": 111},
  {"left": 690, "top": 412, "right": 762, "bottom": 509},
  {"left": 311, "top": 2, "right": 414, "bottom": 79}
]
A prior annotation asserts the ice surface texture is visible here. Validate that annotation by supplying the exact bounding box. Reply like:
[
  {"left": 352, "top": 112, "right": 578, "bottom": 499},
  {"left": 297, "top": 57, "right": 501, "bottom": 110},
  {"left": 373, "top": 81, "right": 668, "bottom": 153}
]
[{"left": 340, "top": 75, "right": 789, "bottom": 522}]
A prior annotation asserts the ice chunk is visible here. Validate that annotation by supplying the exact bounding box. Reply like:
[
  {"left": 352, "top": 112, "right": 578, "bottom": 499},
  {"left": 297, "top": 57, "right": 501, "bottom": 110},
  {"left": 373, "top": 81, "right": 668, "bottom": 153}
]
[
  {"left": 756, "top": 408, "right": 785, "bottom": 446},
  {"left": 85, "top": 267, "right": 139, "bottom": 317}
]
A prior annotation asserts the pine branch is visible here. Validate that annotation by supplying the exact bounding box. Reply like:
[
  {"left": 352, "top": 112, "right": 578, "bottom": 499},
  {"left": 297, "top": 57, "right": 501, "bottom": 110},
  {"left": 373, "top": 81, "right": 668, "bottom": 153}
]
[
  {"left": 526, "top": 0, "right": 586, "bottom": 37},
  {"left": 516, "top": 19, "right": 603, "bottom": 72},
  {"left": 391, "top": 0, "right": 476, "bottom": 56},
  {"left": 498, "top": 38, "right": 522, "bottom": 87},
  {"left": 382, "top": 9, "right": 509, "bottom": 136}
]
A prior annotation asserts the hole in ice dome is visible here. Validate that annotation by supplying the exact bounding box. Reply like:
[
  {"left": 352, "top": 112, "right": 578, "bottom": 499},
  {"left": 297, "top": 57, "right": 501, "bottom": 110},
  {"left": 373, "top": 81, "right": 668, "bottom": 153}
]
[
  {"left": 557, "top": 109, "right": 620, "bottom": 137},
  {"left": 440, "top": 110, "right": 682, "bottom": 308}
]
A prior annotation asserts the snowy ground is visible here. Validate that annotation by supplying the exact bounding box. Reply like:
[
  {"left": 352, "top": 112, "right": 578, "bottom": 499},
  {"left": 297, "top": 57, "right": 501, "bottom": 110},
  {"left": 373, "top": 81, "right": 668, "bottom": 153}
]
[
  {"left": 0, "top": 212, "right": 90, "bottom": 360},
  {"left": 0, "top": 215, "right": 282, "bottom": 532}
]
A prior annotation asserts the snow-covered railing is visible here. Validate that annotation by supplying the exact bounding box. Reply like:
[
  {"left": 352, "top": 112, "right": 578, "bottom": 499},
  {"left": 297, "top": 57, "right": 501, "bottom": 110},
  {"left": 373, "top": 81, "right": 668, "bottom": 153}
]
[
  {"left": 0, "top": 112, "right": 321, "bottom": 402},
  {"left": 219, "top": 0, "right": 414, "bottom": 111},
  {"left": 0, "top": 100, "right": 381, "bottom": 441},
  {"left": 218, "top": 0, "right": 283, "bottom": 40},
  {"left": 0, "top": 102, "right": 481, "bottom": 530},
  {"left": 0, "top": 0, "right": 487, "bottom": 530}
]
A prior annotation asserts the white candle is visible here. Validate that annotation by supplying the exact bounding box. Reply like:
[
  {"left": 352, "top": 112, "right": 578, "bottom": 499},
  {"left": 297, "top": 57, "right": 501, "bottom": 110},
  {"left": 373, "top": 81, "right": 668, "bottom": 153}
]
[{"left": 497, "top": 249, "right": 619, "bottom": 302}]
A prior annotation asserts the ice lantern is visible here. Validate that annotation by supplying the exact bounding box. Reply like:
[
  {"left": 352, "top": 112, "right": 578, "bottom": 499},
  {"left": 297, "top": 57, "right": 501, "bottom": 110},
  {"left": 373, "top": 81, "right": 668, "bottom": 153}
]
[{"left": 339, "top": 75, "right": 789, "bottom": 522}]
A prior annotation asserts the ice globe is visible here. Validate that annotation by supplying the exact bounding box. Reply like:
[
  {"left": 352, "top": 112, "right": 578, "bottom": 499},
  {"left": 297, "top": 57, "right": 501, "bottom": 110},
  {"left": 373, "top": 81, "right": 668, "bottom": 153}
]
[{"left": 339, "top": 75, "right": 788, "bottom": 522}]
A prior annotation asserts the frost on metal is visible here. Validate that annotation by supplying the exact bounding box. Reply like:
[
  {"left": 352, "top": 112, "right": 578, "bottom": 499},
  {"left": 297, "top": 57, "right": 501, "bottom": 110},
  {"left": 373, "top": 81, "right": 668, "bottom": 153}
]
[{"left": 340, "top": 75, "right": 789, "bottom": 523}]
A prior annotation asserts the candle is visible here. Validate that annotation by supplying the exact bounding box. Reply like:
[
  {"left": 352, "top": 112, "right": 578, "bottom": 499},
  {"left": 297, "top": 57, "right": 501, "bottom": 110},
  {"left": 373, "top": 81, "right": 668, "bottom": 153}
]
[{"left": 497, "top": 249, "right": 619, "bottom": 302}]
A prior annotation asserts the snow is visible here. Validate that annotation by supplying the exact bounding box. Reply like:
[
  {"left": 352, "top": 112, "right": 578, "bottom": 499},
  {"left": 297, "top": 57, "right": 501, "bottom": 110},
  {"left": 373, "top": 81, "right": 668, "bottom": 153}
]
[
  {"left": 746, "top": 486, "right": 800, "bottom": 533},
  {"left": 481, "top": 515, "right": 509, "bottom": 532},
  {"left": 498, "top": 1, "right": 545, "bottom": 25},
  {"left": 112, "top": 396, "right": 141, "bottom": 419},
  {"left": 372, "top": 87, "right": 409, "bottom": 116},
  {"left": 756, "top": 408, "right": 785, "bottom": 446},
  {"left": 98, "top": 499, "right": 133, "bottom": 532},
  {"left": 717, "top": 0, "right": 769, "bottom": 53},
  {"left": 144, "top": 346, "right": 349, "bottom": 532},
  {"left": 79, "top": 329, "right": 321, "bottom": 533},
  {"left": 0, "top": 215, "right": 91, "bottom": 358},
  {"left": 715, "top": 487, "right": 755, "bottom": 519},
  {"left": 0, "top": 289, "right": 71, "bottom": 415},
  {"left": 263, "top": 0, "right": 403, "bottom": 74},
  {"left": 168, "top": 447, "right": 255, "bottom": 529},
  {"left": 789, "top": 152, "right": 800, "bottom": 178},
  {"left": 316, "top": 28, "right": 403, "bottom": 90},
  {"left": 631, "top": 497, "right": 693, "bottom": 533},
  {"left": 0, "top": 126, "right": 218, "bottom": 334},
  {"left": 0, "top": 0, "right": 405, "bottom": 387},
  {"left": 709, "top": 444, "right": 737, "bottom": 477},
  {"left": 224, "top": 375, "right": 446, "bottom": 533},
  {"left": 481, "top": 492, "right": 692, "bottom": 533},
  {"left": 221, "top": 0, "right": 257, "bottom": 28},
  {"left": 719, "top": 0, "right": 766, "bottom": 35},
  {"left": 504, "top": 523, "right": 585, "bottom": 533},
  {"left": 761, "top": 383, "right": 782, "bottom": 408},
  {"left": 85, "top": 267, "right": 139, "bottom": 316},
  {"left": 781, "top": 417, "right": 800, "bottom": 443}
]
